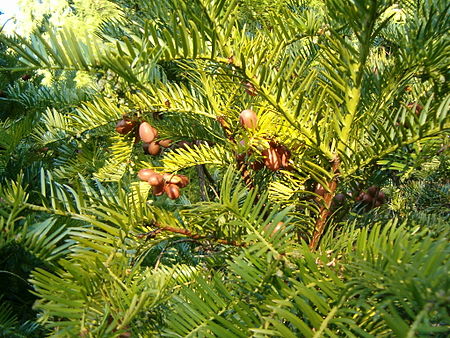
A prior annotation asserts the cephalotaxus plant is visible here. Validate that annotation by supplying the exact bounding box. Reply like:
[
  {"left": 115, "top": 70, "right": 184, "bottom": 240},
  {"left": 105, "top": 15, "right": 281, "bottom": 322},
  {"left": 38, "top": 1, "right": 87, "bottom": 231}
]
[
  {"left": 2, "top": 0, "right": 448, "bottom": 270},
  {"left": 1, "top": 0, "right": 448, "bottom": 335}
]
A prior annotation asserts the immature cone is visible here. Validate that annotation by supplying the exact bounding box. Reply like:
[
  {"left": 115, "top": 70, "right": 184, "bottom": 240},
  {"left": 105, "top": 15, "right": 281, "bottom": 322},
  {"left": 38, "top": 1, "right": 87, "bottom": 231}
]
[
  {"left": 116, "top": 119, "right": 135, "bottom": 135},
  {"left": 148, "top": 142, "right": 161, "bottom": 155},
  {"left": 137, "top": 169, "right": 155, "bottom": 181},
  {"left": 139, "top": 122, "right": 158, "bottom": 143},
  {"left": 239, "top": 109, "right": 258, "bottom": 129},
  {"left": 164, "top": 184, "right": 180, "bottom": 199}
]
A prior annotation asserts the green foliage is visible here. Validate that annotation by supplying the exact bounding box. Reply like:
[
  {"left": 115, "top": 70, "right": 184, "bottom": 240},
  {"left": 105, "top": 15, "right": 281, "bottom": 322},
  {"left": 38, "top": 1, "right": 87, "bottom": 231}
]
[{"left": 0, "top": 0, "right": 448, "bottom": 336}]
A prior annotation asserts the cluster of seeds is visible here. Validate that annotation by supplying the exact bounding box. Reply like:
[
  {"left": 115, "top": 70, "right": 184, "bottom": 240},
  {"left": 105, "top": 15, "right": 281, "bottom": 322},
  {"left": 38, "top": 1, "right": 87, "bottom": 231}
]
[
  {"left": 238, "top": 109, "right": 291, "bottom": 171},
  {"left": 138, "top": 169, "right": 189, "bottom": 199},
  {"left": 356, "top": 186, "right": 386, "bottom": 208}
]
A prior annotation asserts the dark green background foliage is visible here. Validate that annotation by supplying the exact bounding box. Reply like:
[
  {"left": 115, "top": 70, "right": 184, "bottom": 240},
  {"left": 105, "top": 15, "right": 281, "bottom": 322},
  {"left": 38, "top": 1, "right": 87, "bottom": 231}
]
[{"left": 0, "top": 0, "right": 448, "bottom": 336}]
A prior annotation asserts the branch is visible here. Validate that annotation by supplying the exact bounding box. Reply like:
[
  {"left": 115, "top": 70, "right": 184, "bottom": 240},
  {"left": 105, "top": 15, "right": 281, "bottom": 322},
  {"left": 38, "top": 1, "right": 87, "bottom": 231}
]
[{"left": 138, "top": 222, "right": 246, "bottom": 247}]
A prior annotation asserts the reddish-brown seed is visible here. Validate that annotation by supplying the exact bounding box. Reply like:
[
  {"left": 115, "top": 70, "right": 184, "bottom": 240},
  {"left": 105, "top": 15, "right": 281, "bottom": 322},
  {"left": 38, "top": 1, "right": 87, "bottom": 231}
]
[
  {"left": 21, "top": 74, "right": 31, "bottom": 81},
  {"left": 177, "top": 175, "right": 190, "bottom": 188},
  {"left": 367, "top": 186, "right": 379, "bottom": 197},
  {"left": 148, "top": 141, "right": 161, "bottom": 155},
  {"left": 148, "top": 173, "right": 164, "bottom": 186},
  {"left": 377, "top": 191, "right": 385, "bottom": 202},
  {"left": 163, "top": 173, "right": 182, "bottom": 185},
  {"left": 158, "top": 139, "right": 172, "bottom": 148},
  {"left": 239, "top": 109, "right": 258, "bottom": 129},
  {"left": 262, "top": 147, "right": 280, "bottom": 171},
  {"left": 152, "top": 182, "right": 165, "bottom": 196},
  {"left": 116, "top": 119, "right": 135, "bottom": 135},
  {"left": 362, "top": 193, "right": 373, "bottom": 203},
  {"left": 138, "top": 169, "right": 155, "bottom": 181},
  {"left": 164, "top": 184, "right": 180, "bottom": 199},
  {"left": 139, "top": 122, "right": 158, "bottom": 143}
]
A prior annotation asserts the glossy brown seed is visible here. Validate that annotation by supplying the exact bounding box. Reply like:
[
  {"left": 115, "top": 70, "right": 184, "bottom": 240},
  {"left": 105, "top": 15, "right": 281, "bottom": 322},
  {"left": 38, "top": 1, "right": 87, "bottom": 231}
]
[
  {"left": 152, "top": 182, "right": 165, "bottom": 196},
  {"left": 21, "top": 74, "right": 31, "bottom": 81},
  {"left": 177, "top": 175, "right": 190, "bottom": 188},
  {"left": 148, "top": 173, "right": 164, "bottom": 186},
  {"left": 139, "top": 122, "right": 158, "bottom": 143},
  {"left": 137, "top": 169, "right": 155, "bottom": 181},
  {"left": 239, "top": 109, "right": 258, "bottom": 129},
  {"left": 158, "top": 139, "right": 172, "bottom": 148},
  {"left": 116, "top": 119, "right": 135, "bottom": 135},
  {"left": 163, "top": 173, "right": 182, "bottom": 185},
  {"left": 356, "top": 191, "right": 365, "bottom": 201},
  {"left": 262, "top": 147, "right": 280, "bottom": 171},
  {"left": 148, "top": 141, "right": 161, "bottom": 155},
  {"left": 164, "top": 184, "right": 180, "bottom": 199}
]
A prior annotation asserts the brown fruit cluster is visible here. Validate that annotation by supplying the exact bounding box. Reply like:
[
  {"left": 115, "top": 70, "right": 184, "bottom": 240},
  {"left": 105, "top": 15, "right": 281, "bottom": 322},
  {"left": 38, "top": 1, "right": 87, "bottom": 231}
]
[
  {"left": 138, "top": 169, "right": 189, "bottom": 200},
  {"left": 137, "top": 121, "right": 172, "bottom": 156},
  {"left": 261, "top": 142, "right": 291, "bottom": 171},
  {"left": 356, "top": 186, "right": 385, "bottom": 208}
]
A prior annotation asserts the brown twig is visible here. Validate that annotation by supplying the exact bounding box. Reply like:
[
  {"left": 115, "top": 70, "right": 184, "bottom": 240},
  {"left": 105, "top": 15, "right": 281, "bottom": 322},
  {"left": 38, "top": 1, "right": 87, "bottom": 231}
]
[
  {"left": 309, "top": 157, "right": 340, "bottom": 250},
  {"left": 138, "top": 222, "right": 246, "bottom": 247}
]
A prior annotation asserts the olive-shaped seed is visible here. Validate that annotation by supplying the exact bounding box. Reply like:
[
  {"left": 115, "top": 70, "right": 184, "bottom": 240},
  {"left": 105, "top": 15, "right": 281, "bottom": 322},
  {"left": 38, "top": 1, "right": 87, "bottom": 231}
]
[
  {"left": 239, "top": 109, "right": 258, "bottom": 129},
  {"left": 158, "top": 139, "right": 172, "bottom": 148},
  {"left": 148, "top": 141, "right": 161, "bottom": 155},
  {"left": 164, "top": 184, "right": 180, "bottom": 199},
  {"left": 148, "top": 173, "right": 164, "bottom": 186},
  {"left": 152, "top": 182, "right": 165, "bottom": 196},
  {"left": 138, "top": 169, "right": 155, "bottom": 181},
  {"left": 139, "top": 122, "right": 158, "bottom": 143}
]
